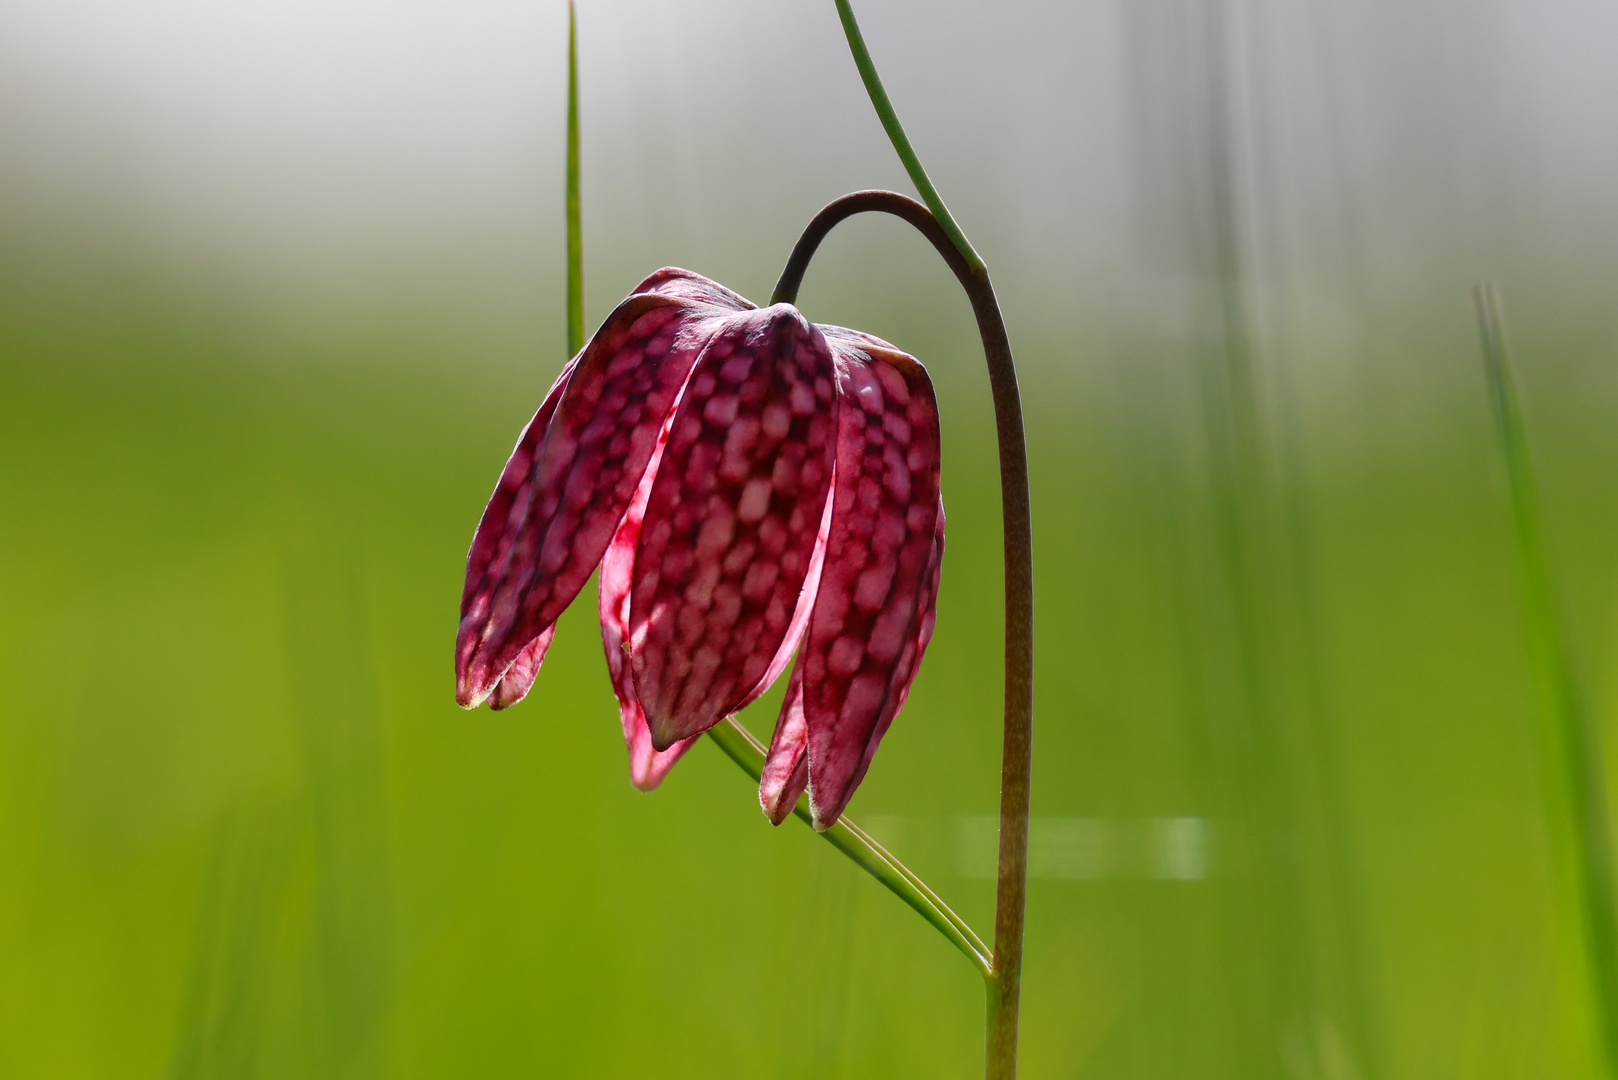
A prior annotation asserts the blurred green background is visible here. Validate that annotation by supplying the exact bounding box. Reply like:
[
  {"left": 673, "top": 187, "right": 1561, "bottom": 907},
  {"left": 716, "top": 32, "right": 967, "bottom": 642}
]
[{"left": 4, "top": 1, "right": 1618, "bottom": 1077}]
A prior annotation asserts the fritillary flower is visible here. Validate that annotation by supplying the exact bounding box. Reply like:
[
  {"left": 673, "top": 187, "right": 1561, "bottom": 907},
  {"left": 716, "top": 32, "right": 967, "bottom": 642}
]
[{"left": 455, "top": 268, "right": 943, "bottom": 828}]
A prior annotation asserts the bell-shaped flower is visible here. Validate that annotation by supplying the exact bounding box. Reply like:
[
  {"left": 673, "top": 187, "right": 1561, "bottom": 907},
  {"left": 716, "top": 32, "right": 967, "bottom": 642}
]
[{"left": 456, "top": 269, "right": 943, "bottom": 828}]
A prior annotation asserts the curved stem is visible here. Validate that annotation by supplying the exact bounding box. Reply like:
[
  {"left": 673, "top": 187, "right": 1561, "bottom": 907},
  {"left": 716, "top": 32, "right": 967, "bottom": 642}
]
[
  {"left": 564, "top": 0, "right": 584, "bottom": 356},
  {"left": 773, "top": 190, "right": 1034, "bottom": 1080},
  {"left": 830, "top": 0, "right": 984, "bottom": 273},
  {"left": 707, "top": 718, "right": 992, "bottom": 975}
]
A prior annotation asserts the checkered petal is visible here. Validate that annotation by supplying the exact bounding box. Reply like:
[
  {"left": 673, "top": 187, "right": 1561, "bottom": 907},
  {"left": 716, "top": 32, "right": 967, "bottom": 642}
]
[
  {"left": 456, "top": 289, "right": 740, "bottom": 708},
  {"left": 627, "top": 305, "right": 839, "bottom": 749},
  {"left": 799, "top": 330, "right": 944, "bottom": 830}
]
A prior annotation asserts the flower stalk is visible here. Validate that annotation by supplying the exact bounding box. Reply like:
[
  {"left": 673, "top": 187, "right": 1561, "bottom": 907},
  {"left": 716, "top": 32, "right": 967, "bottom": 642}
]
[
  {"left": 771, "top": 189, "right": 1033, "bottom": 1080},
  {"left": 826, "top": 6, "right": 1038, "bottom": 1074}
]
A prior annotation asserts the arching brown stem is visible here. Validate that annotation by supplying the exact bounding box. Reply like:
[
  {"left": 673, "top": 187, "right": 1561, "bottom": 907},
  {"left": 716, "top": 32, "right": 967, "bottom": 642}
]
[{"left": 773, "top": 190, "right": 1035, "bottom": 1080}]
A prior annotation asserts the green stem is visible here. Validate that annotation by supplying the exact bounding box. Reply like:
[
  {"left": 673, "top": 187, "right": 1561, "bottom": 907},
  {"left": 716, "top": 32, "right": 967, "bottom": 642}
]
[
  {"left": 831, "top": 0, "right": 984, "bottom": 273},
  {"left": 565, "top": 0, "right": 584, "bottom": 356},
  {"left": 1476, "top": 283, "right": 1618, "bottom": 1076},
  {"left": 773, "top": 190, "right": 1033, "bottom": 1080},
  {"left": 706, "top": 718, "right": 992, "bottom": 976}
]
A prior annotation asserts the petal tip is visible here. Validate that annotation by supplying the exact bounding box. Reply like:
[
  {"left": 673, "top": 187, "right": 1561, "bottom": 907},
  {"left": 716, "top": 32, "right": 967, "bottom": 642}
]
[
  {"left": 759, "top": 793, "right": 793, "bottom": 827},
  {"left": 808, "top": 798, "right": 836, "bottom": 832},
  {"left": 645, "top": 716, "right": 688, "bottom": 754},
  {"left": 807, "top": 786, "right": 843, "bottom": 832}
]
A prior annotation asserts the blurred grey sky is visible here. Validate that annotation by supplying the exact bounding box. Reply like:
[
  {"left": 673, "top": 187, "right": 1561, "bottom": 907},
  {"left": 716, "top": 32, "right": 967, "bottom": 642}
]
[{"left": 2, "top": 0, "right": 1616, "bottom": 388}]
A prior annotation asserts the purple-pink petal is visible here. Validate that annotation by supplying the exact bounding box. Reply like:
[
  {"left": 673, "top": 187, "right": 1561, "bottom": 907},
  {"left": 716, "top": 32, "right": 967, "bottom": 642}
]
[
  {"left": 759, "top": 661, "right": 810, "bottom": 825},
  {"left": 628, "top": 305, "right": 839, "bottom": 750},
  {"left": 800, "top": 333, "right": 944, "bottom": 830},
  {"left": 831, "top": 498, "right": 944, "bottom": 807},
  {"left": 456, "top": 292, "right": 729, "bottom": 708},
  {"left": 761, "top": 500, "right": 942, "bottom": 826},
  {"left": 488, "top": 625, "right": 558, "bottom": 711},
  {"left": 459, "top": 356, "right": 576, "bottom": 633},
  {"left": 630, "top": 267, "right": 754, "bottom": 312},
  {"left": 599, "top": 417, "right": 697, "bottom": 790}
]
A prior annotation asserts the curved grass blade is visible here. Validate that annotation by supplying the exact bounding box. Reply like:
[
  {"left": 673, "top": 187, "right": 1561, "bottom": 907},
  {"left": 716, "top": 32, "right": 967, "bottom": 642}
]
[
  {"left": 830, "top": 0, "right": 983, "bottom": 273},
  {"left": 1477, "top": 282, "right": 1618, "bottom": 1076}
]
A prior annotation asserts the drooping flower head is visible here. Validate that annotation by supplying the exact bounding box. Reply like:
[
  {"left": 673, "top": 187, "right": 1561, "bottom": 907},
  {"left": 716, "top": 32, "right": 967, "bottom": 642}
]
[{"left": 456, "top": 269, "right": 943, "bottom": 829}]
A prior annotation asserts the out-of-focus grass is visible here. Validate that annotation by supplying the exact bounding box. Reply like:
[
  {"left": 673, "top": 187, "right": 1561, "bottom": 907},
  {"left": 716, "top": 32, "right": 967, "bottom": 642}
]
[
  {"left": 1475, "top": 283, "right": 1618, "bottom": 1076},
  {"left": 1, "top": 235, "right": 1616, "bottom": 1080}
]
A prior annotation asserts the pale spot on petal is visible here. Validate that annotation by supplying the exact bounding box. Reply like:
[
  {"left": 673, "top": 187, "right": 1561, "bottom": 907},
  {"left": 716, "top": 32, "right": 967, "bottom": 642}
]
[
  {"left": 866, "top": 612, "right": 908, "bottom": 664},
  {"left": 695, "top": 506, "right": 736, "bottom": 558},
  {"left": 737, "top": 477, "right": 773, "bottom": 522},
  {"left": 789, "top": 381, "right": 817, "bottom": 416},
  {"left": 840, "top": 674, "right": 888, "bottom": 724},
  {"left": 874, "top": 361, "right": 910, "bottom": 404},
  {"left": 828, "top": 635, "right": 865, "bottom": 677},
  {"left": 762, "top": 403, "right": 791, "bottom": 439},
  {"left": 704, "top": 394, "right": 739, "bottom": 426},
  {"left": 854, "top": 561, "right": 895, "bottom": 611},
  {"left": 742, "top": 560, "right": 781, "bottom": 602}
]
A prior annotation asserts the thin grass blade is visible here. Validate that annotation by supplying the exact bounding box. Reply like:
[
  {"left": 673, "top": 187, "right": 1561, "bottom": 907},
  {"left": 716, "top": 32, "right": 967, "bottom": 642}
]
[
  {"left": 1477, "top": 282, "right": 1618, "bottom": 1076},
  {"left": 565, "top": 0, "right": 584, "bottom": 356}
]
